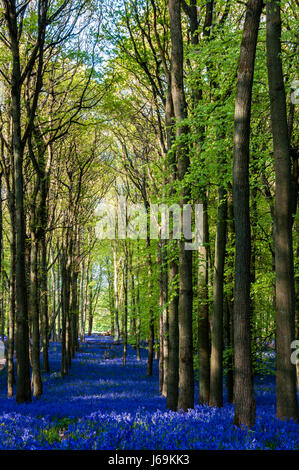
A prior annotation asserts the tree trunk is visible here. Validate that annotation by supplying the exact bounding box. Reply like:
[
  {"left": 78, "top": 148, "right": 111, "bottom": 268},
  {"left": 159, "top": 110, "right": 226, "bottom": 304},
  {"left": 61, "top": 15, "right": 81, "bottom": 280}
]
[
  {"left": 40, "top": 173, "right": 50, "bottom": 372},
  {"left": 7, "top": 198, "right": 16, "bottom": 397},
  {"left": 165, "top": 85, "right": 179, "bottom": 411},
  {"left": 123, "top": 248, "right": 128, "bottom": 367},
  {"left": 209, "top": 186, "right": 227, "bottom": 407},
  {"left": 40, "top": 237, "right": 50, "bottom": 372},
  {"left": 266, "top": 0, "right": 298, "bottom": 421},
  {"left": 80, "top": 260, "right": 85, "bottom": 342},
  {"left": 169, "top": 0, "right": 194, "bottom": 412},
  {"left": 160, "top": 240, "right": 168, "bottom": 397},
  {"left": 71, "top": 267, "right": 79, "bottom": 355},
  {"left": 65, "top": 234, "right": 73, "bottom": 369},
  {"left": 61, "top": 248, "right": 68, "bottom": 377},
  {"left": 232, "top": 0, "right": 262, "bottom": 427},
  {"left": 88, "top": 272, "right": 93, "bottom": 336},
  {"left": 7, "top": 4, "right": 31, "bottom": 404},
  {"left": 29, "top": 233, "right": 43, "bottom": 397},
  {"left": 146, "top": 232, "right": 154, "bottom": 376},
  {"left": 198, "top": 196, "right": 210, "bottom": 404},
  {"left": 136, "top": 251, "right": 141, "bottom": 361},
  {"left": 113, "top": 241, "right": 120, "bottom": 342},
  {"left": 225, "top": 189, "right": 234, "bottom": 403},
  {"left": 0, "top": 174, "right": 3, "bottom": 341},
  {"left": 183, "top": 0, "right": 214, "bottom": 408},
  {"left": 130, "top": 270, "right": 137, "bottom": 349},
  {"left": 295, "top": 219, "right": 299, "bottom": 387},
  {"left": 158, "top": 239, "right": 168, "bottom": 395}
]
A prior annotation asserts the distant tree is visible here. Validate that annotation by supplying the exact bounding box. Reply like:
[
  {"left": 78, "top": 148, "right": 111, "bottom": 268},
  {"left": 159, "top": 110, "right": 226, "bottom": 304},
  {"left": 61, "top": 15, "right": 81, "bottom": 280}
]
[{"left": 266, "top": 0, "right": 298, "bottom": 422}]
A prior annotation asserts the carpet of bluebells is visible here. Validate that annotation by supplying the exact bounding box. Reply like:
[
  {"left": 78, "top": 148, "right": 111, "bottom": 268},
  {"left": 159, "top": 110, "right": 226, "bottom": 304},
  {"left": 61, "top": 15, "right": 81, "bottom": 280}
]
[{"left": 0, "top": 335, "right": 298, "bottom": 450}]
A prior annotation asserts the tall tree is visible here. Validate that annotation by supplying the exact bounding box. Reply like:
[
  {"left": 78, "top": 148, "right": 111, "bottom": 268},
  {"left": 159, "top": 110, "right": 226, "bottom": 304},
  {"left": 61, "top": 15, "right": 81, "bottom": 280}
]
[
  {"left": 113, "top": 241, "right": 120, "bottom": 342},
  {"left": 169, "top": 0, "right": 194, "bottom": 411},
  {"left": 1, "top": 0, "right": 42, "bottom": 403},
  {"left": 232, "top": 0, "right": 263, "bottom": 427},
  {"left": 266, "top": 0, "right": 298, "bottom": 422},
  {"left": 209, "top": 184, "right": 227, "bottom": 408}
]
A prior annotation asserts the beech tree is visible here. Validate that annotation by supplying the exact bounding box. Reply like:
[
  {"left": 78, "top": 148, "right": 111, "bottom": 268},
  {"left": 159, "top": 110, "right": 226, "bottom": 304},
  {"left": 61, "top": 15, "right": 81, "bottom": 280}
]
[
  {"left": 232, "top": 0, "right": 263, "bottom": 427},
  {"left": 266, "top": 0, "right": 298, "bottom": 422},
  {"left": 0, "top": 0, "right": 297, "bottom": 432}
]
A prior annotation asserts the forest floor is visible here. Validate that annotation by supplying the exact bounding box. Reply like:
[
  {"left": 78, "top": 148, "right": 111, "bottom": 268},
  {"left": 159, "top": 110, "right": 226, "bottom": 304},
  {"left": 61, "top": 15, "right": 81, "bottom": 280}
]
[{"left": 0, "top": 335, "right": 298, "bottom": 450}]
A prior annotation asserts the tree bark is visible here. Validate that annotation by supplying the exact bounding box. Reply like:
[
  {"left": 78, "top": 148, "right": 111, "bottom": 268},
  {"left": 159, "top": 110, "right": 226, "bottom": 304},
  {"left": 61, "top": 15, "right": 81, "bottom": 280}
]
[
  {"left": 146, "top": 231, "right": 154, "bottom": 376},
  {"left": 158, "top": 239, "right": 168, "bottom": 395},
  {"left": 169, "top": 0, "right": 194, "bottom": 411},
  {"left": 225, "top": 188, "right": 234, "bottom": 403},
  {"left": 266, "top": 0, "right": 298, "bottom": 421},
  {"left": 123, "top": 246, "right": 128, "bottom": 367},
  {"left": 88, "top": 272, "right": 93, "bottom": 336},
  {"left": 61, "top": 246, "right": 68, "bottom": 377},
  {"left": 198, "top": 197, "right": 210, "bottom": 404},
  {"left": 113, "top": 241, "right": 120, "bottom": 342},
  {"left": 29, "top": 232, "right": 42, "bottom": 397},
  {"left": 165, "top": 85, "right": 179, "bottom": 411},
  {"left": 7, "top": 191, "right": 16, "bottom": 397},
  {"left": 4, "top": 1, "right": 32, "bottom": 403}
]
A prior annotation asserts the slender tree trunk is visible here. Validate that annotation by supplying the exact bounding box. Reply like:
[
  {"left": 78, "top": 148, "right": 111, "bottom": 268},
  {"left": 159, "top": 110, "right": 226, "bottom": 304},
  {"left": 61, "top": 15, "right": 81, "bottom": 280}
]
[
  {"left": 160, "top": 240, "right": 168, "bottom": 397},
  {"left": 7, "top": 198, "right": 16, "bottom": 397},
  {"left": 184, "top": 0, "right": 214, "bottom": 408},
  {"left": 130, "top": 270, "right": 137, "bottom": 349},
  {"left": 61, "top": 248, "right": 68, "bottom": 377},
  {"left": 136, "top": 251, "right": 141, "bottom": 361},
  {"left": 50, "top": 247, "right": 58, "bottom": 341},
  {"left": 88, "top": 272, "right": 93, "bottom": 336},
  {"left": 146, "top": 231, "right": 154, "bottom": 376},
  {"left": 65, "top": 235, "right": 73, "bottom": 368},
  {"left": 167, "top": 243, "right": 179, "bottom": 410},
  {"left": 159, "top": 301, "right": 164, "bottom": 394},
  {"left": 225, "top": 188, "right": 234, "bottom": 403},
  {"left": 113, "top": 241, "right": 120, "bottom": 342},
  {"left": 250, "top": 182, "right": 258, "bottom": 374},
  {"left": 266, "top": 0, "right": 298, "bottom": 421},
  {"left": 0, "top": 174, "right": 3, "bottom": 341},
  {"left": 169, "top": 0, "right": 194, "bottom": 412},
  {"left": 71, "top": 268, "right": 79, "bottom": 356},
  {"left": 232, "top": 0, "right": 262, "bottom": 427},
  {"left": 82, "top": 245, "right": 90, "bottom": 342},
  {"left": 109, "top": 283, "right": 115, "bottom": 337},
  {"left": 88, "top": 290, "right": 93, "bottom": 336},
  {"left": 123, "top": 247, "right": 128, "bottom": 367},
  {"left": 57, "top": 255, "right": 61, "bottom": 340},
  {"left": 7, "top": 5, "right": 31, "bottom": 403},
  {"left": 40, "top": 237, "right": 50, "bottom": 372},
  {"left": 166, "top": 85, "right": 180, "bottom": 411},
  {"left": 82, "top": 272, "right": 88, "bottom": 341},
  {"left": 225, "top": 298, "right": 234, "bottom": 403},
  {"left": 209, "top": 186, "right": 227, "bottom": 407},
  {"left": 80, "top": 260, "right": 85, "bottom": 342},
  {"left": 40, "top": 176, "right": 50, "bottom": 372},
  {"left": 295, "top": 220, "right": 299, "bottom": 387},
  {"left": 158, "top": 239, "right": 168, "bottom": 394},
  {"left": 198, "top": 196, "right": 210, "bottom": 404},
  {"left": 29, "top": 233, "right": 42, "bottom": 397}
]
